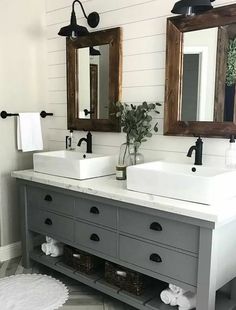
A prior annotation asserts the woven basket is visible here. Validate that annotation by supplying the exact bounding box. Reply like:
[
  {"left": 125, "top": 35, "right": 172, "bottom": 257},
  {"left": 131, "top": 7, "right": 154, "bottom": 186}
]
[
  {"left": 63, "top": 245, "right": 103, "bottom": 274},
  {"left": 104, "top": 261, "right": 151, "bottom": 295}
]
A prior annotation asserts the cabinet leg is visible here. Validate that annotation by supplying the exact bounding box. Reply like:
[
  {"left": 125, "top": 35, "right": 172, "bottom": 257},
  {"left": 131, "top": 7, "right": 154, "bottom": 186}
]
[
  {"left": 230, "top": 278, "right": 236, "bottom": 300},
  {"left": 196, "top": 227, "right": 216, "bottom": 310},
  {"left": 21, "top": 231, "right": 34, "bottom": 269},
  {"left": 22, "top": 252, "right": 32, "bottom": 269},
  {"left": 19, "top": 183, "right": 34, "bottom": 269}
]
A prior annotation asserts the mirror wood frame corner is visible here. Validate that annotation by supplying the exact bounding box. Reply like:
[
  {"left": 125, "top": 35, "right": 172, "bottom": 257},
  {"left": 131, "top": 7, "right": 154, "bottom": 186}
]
[
  {"left": 164, "top": 3, "right": 236, "bottom": 138},
  {"left": 67, "top": 27, "right": 122, "bottom": 132}
]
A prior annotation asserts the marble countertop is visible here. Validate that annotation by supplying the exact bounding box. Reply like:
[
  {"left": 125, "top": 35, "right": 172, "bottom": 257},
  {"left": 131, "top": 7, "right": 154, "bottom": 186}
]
[{"left": 12, "top": 169, "right": 236, "bottom": 226}]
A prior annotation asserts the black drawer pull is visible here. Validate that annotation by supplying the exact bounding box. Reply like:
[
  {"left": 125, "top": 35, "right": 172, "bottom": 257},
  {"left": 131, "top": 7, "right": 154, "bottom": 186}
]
[
  {"left": 150, "top": 253, "right": 162, "bottom": 263},
  {"left": 44, "top": 194, "right": 52, "bottom": 202},
  {"left": 90, "top": 234, "right": 100, "bottom": 242},
  {"left": 90, "top": 206, "right": 99, "bottom": 214},
  {"left": 44, "top": 218, "right": 52, "bottom": 226},
  {"left": 150, "top": 222, "right": 162, "bottom": 232}
]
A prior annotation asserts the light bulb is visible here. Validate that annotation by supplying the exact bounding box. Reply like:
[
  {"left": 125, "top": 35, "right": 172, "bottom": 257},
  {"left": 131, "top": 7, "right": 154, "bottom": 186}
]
[{"left": 70, "top": 31, "right": 77, "bottom": 41}]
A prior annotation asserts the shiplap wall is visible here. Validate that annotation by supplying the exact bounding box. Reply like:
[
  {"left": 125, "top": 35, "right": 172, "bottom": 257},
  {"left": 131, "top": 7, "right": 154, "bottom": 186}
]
[{"left": 45, "top": 0, "right": 236, "bottom": 166}]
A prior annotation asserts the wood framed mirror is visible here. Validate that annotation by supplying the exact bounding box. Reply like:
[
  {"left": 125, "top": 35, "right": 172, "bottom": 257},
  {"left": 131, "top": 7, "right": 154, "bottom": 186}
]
[
  {"left": 164, "top": 4, "right": 236, "bottom": 137},
  {"left": 67, "top": 27, "right": 122, "bottom": 132}
]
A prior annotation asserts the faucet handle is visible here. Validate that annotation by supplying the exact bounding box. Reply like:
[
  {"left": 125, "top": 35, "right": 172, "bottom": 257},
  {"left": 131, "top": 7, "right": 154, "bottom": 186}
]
[{"left": 196, "top": 137, "right": 203, "bottom": 146}]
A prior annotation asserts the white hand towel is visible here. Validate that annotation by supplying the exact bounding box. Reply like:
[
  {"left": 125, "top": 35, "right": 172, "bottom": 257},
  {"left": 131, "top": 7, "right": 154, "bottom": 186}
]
[
  {"left": 169, "top": 284, "right": 187, "bottom": 295},
  {"left": 177, "top": 291, "right": 197, "bottom": 310},
  {"left": 41, "top": 243, "right": 52, "bottom": 256},
  {"left": 46, "top": 236, "right": 58, "bottom": 244},
  {"left": 17, "top": 113, "right": 43, "bottom": 152},
  {"left": 50, "top": 244, "right": 64, "bottom": 257},
  {"left": 160, "top": 289, "right": 178, "bottom": 306}
]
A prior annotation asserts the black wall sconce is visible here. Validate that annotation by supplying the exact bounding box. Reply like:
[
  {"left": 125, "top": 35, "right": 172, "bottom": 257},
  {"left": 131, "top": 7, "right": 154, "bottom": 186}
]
[
  {"left": 58, "top": 0, "right": 100, "bottom": 40},
  {"left": 171, "top": 0, "right": 215, "bottom": 16}
]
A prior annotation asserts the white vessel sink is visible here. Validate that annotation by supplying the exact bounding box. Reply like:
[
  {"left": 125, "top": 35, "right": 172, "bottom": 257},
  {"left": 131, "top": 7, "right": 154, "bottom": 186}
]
[
  {"left": 33, "top": 150, "right": 116, "bottom": 180},
  {"left": 127, "top": 161, "right": 236, "bottom": 204}
]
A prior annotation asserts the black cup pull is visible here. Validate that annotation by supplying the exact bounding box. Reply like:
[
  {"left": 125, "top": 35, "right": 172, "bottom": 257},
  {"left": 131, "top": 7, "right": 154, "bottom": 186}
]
[
  {"left": 44, "top": 218, "right": 52, "bottom": 226},
  {"left": 44, "top": 194, "right": 52, "bottom": 202},
  {"left": 90, "top": 234, "right": 100, "bottom": 242},
  {"left": 90, "top": 206, "right": 99, "bottom": 214},
  {"left": 150, "top": 222, "right": 162, "bottom": 232},
  {"left": 150, "top": 253, "right": 162, "bottom": 263}
]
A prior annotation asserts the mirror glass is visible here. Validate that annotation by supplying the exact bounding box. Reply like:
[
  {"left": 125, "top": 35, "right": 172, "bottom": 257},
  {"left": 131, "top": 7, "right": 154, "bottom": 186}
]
[
  {"left": 78, "top": 44, "right": 110, "bottom": 120},
  {"left": 164, "top": 4, "right": 236, "bottom": 137},
  {"left": 67, "top": 27, "right": 122, "bottom": 132},
  {"left": 181, "top": 28, "right": 218, "bottom": 122}
]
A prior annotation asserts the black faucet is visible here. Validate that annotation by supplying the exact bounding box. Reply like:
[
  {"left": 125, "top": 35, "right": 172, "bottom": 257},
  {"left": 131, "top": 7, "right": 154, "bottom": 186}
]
[
  {"left": 77, "top": 131, "right": 92, "bottom": 153},
  {"left": 187, "top": 137, "right": 203, "bottom": 165}
]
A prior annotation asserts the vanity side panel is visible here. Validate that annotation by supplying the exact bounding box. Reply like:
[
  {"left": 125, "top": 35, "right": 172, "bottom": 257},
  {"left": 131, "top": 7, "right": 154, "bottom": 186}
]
[{"left": 215, "top": 220, "right": 236, "bottom": 290}]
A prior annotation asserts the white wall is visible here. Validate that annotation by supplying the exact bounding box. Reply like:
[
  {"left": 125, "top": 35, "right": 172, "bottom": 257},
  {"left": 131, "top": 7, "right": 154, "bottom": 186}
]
[
  {"left": 46, "top": 0, "right": 236, "bottom": 170},
  {"left": 0, "top": 0, "right": 47, "bottom": 246}
]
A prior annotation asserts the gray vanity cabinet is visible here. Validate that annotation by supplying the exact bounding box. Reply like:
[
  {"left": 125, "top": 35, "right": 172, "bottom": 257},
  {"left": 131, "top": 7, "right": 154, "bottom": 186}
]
[{"left": 18, "top": 180, "right": 236, "bottom": 310}]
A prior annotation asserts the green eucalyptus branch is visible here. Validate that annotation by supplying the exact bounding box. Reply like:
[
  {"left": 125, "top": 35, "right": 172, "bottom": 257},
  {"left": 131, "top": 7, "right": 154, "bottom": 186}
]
[
  {"left": 226, "top": 38, "right": 236, "bottom": 86},
  {"left": 116, "top": 101, "right": 161, "bottom": 148}
]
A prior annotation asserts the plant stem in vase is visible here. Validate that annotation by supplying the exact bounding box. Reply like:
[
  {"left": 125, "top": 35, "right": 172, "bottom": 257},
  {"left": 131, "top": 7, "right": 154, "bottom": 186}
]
[{"left": 131, "top": 145, "right": 144, "bottom": 165}]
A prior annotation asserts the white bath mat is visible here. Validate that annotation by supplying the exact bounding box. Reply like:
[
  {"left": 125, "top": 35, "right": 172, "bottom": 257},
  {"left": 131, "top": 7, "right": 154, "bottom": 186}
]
[{"left": 0, "top": 274, "right": 69, "bottom": 310}]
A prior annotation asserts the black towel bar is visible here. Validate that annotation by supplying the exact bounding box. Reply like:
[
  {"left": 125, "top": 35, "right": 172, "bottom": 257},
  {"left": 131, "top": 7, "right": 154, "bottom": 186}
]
[{"left": 0, "top": 110, "right": 53, "bottom": 119}]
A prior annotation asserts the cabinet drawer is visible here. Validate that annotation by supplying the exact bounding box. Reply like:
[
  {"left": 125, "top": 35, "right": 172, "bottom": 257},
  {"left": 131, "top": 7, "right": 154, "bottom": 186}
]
[
  {"left": 75, "top": 198, "right": 117, "bottom": 228},
  {"left": 27, "top": 186, "right": 74, "bottom": 216},
  {"left": 75, "top": 221, "right": 117, "bottom": 257},
  {"left": 119, "top": 209, "right": 199, "bottom": 253},
  {"left": 119, "top": 236, "right": 197, "bottom": 286},
  {"left": 28, "top": 209, "right": 74, "bottom": 242}
]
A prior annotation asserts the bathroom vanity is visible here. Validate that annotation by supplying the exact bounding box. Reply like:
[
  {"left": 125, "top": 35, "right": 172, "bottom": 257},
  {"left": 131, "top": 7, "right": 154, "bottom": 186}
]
[{"left": 13, "top": 170, "right": 236, "bottom": 310}]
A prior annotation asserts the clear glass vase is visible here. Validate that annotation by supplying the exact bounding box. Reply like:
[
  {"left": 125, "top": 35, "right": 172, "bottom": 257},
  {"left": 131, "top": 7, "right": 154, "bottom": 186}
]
[
  {"left": 116, "top": 140, "right": 134, "bottom": 180},
  {"left": 131, "top": 145, "right": 144, "bottom": 165}
]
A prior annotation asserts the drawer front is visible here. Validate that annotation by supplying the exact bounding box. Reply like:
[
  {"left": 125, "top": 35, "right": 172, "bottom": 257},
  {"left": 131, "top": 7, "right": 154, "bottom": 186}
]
[
  {"left": 75, "top": 221, "right": 117, "bottom": 257},
  {"left": 28, "top": 209, "right": 74, "bottom": 242},
  {"left": 119, "top": 208, "right": 199, "bottom": 253},
  {"left": 119, "top": 235, "right": 197, "bottom": 286},
  {"left": 75, "top": 198, "right": 117, "bottom": 228},
  {"left": 27, "top": 186, "right": 74, "bottom": 216}
]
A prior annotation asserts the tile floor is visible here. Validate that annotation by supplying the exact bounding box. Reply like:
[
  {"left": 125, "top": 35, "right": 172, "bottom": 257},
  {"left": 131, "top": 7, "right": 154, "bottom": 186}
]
[{"left": 0, "top": 257, "right": 135, "bottom": 310}]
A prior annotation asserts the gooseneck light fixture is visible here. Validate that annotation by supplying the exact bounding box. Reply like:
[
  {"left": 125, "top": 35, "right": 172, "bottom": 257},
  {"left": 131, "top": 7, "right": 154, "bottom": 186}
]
[
  {"left": 171, "top": 0, "right": 215, "bottom": 16},
  {"left": 58, "top": 0, "right": 100, "bottom": 40}
]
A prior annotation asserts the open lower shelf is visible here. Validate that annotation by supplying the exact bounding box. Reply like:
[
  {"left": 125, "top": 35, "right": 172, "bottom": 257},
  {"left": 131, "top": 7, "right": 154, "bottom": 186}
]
[
  {"left": 30, "top": 248, "right": 176, "bottom": 310},
  {"left": 30, "top": 248, "right": 236, "bottom": 310}
]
